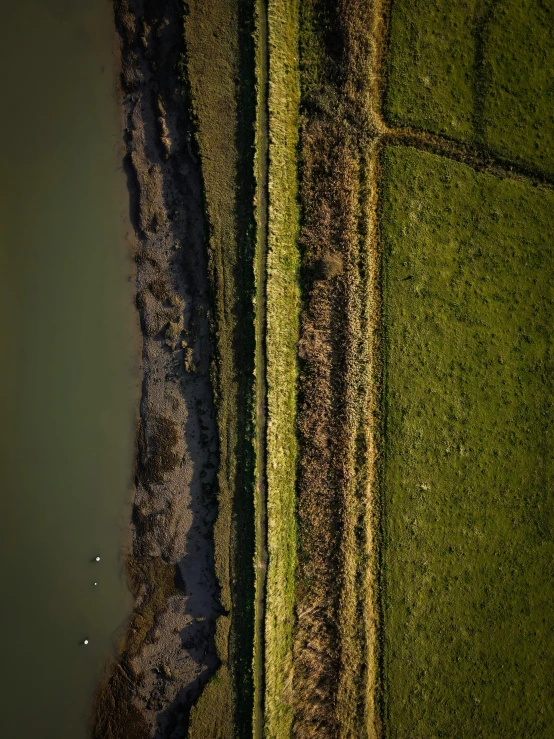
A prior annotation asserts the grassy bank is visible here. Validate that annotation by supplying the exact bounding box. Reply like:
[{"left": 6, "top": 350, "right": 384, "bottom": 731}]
[
  {"left": 381, "top": 145, "right": 554, "bottom": 737},
  {"left": 183, "top": 1, "right": 257, "bottom": 735},
  {"left": 294, "top": 1, "right": 380, "bottom": 736},
  {"left": 263, "top": 0, "right": 301, "bottom": 735}
]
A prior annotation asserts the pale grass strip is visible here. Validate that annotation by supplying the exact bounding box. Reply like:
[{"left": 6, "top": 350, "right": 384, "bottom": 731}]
[{"left": 265, "top": 0, "right": 301, "bottom": 737}]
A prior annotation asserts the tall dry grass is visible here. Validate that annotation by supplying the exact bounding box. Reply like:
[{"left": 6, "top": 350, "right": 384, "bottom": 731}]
[{"left": 293, "top": 1, "right": 381, "bottom": 736}]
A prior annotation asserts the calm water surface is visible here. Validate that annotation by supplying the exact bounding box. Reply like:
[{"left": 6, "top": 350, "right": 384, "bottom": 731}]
[{"left": 0, "top": 1, "right": 136, "bottom": 737}]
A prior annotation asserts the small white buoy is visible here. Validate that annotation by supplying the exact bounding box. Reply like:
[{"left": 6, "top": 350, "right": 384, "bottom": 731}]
[
  {"left": 95, "top": 556, "right": 101, "bottom": 562},
  {"left": 83, "top": 639, "right": 89, "bottom": 646},
  {"left": 94, "top": 582, "right": 98, "bottom": 586}
]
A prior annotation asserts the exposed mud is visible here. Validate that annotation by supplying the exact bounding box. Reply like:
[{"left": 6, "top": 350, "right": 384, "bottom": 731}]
[{"left": 92, "top": 1, "right": 221, "bottom": 737}]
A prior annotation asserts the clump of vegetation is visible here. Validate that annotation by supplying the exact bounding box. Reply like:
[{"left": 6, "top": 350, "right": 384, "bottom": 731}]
[
  {"left": 310, "top": 252, "right": 344, "bottom": 281},
  {"left": 148, "top": 277, "right": 170, "bottom": 303},
  {"left": 125, "top": 555, "right": 182, "bottom": 656},
  {"left": 183, "top": 344, "right": 196, "bottom": 373},
  {"left": 136, "top": 289, "right": 162, "bottom": 337},
  {"left": 165, "top": 317, "right": 183, "bottom": 347},
  {"left": 141, "top": 416, "right": 180, "bottom": 486},
  {"left": 131, "top": 152, "right": 167, "bottom": 235},
  {"left": 156, "top": 96, "right": 172, "bottom": 158},
  {"left": 380, "top": 145, "right": 554, "bottom": 738}
]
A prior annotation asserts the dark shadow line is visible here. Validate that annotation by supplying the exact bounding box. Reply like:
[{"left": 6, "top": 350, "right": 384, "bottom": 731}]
[
  {"left": 381, "top": 127, "right": 554, "bottom": 189},
  {"left": 473, "top": 0, "right": 500, "bottom": 146}
]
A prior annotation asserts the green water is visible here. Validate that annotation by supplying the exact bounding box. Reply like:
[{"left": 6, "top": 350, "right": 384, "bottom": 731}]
[{"left": 0, "top": 1, "right": 136, "bottom": 737}]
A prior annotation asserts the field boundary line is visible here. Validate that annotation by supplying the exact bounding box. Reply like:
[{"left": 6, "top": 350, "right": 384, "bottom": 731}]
[{"left": 381, "top": 127, "right": 554, "bottom": 189}]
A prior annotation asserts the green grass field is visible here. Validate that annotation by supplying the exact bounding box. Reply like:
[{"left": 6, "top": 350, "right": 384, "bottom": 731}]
[
  {"left": 381, "top": 145, "right": 554, "bottom": 738},
  {"left": 385, "top": 0, "right": 554, "bottom": 175},
  {"left": 386, "top": 0, "right": 476, "bottom": 141},
  {"left": 482, "top": 0, "right": 554, "bottom": 175}
]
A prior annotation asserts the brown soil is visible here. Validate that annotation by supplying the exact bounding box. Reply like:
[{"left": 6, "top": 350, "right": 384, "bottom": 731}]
[{"left": 92, "top": 1, "right": 222, "bottom": 737}]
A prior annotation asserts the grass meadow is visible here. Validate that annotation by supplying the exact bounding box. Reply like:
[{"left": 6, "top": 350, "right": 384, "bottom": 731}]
[
  {"left": 381, "top": 145, "right": 554, "bottom": 738},
  {"left": 385, "top": 0, "right": 554, "bottom": 175}
]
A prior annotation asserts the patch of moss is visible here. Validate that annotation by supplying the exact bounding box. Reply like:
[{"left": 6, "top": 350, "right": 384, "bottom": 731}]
[{"left": 149, "top": 277, "right": 170, "bottom": 303}]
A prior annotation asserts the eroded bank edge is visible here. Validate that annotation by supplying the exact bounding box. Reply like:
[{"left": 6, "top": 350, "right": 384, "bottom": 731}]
[{"left": 94, "top": 0, "right": 224, "bottom": 736}]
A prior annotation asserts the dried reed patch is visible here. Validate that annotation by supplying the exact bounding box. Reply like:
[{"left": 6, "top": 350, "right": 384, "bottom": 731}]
[{"left": 293, "top": 1, "right": 382, "bottom": 736}]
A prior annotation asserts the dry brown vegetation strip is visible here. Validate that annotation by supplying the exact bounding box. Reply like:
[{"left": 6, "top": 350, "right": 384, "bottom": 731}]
[{"left": 293, "top": 1, "right": 381, "bottom": 736}]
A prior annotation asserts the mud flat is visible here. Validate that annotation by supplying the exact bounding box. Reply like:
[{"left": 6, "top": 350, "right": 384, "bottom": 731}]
[{"left": 92, "top": 1, "right": 223, "bottom": 736}]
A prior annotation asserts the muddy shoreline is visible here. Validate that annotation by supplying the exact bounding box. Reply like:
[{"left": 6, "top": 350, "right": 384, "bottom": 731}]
[{"left": 93, "top": 1, "right": 221, "bottom": 737}]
